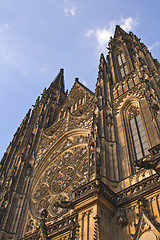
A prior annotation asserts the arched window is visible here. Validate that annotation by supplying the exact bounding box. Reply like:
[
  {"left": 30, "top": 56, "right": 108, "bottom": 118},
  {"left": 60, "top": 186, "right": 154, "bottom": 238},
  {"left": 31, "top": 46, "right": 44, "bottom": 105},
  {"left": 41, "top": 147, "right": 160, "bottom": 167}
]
[
  {"left": 117, "top": 52, "right": 129, "bottom": 78},
  {"left": 128, "top": 105, "right": 149, "bottom": 160}
]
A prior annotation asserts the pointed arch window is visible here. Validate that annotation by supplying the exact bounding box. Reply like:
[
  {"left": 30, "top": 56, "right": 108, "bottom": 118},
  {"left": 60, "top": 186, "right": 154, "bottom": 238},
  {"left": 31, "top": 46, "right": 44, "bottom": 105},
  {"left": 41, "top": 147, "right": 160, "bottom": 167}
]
[
  {"left": 117, "top": 52, "right": 129, "bottom": 78},
  {"left": 128, "top": 106, "right": 149, "bottom": 160}
]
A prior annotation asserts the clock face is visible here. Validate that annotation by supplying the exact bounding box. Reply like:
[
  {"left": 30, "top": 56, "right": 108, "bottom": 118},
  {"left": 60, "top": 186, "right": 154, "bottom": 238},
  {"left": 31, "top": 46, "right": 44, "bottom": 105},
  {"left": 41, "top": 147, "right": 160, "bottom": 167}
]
[
  {"left": 139, "top": 231, "right": 157, "bottom": 240},
  {"left": 30, "top": 135, "right": 94, "bottom": 220}
]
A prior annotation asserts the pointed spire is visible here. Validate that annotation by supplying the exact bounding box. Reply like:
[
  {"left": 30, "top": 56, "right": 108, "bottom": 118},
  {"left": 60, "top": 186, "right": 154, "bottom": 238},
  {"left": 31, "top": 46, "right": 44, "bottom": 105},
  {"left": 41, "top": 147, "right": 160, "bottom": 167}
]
[
  {"left": 97, "top": 53, "right": 106, "bottom": 80},
  {"left": 99, "top": 53, "right": 106, "bottom": 67},
  {"left": 16, "top": 108, "right": 31, "bottom": 134},
  {"left": 95, "top": 53, "right": 107, "bottom": 97},
  {"left": 23, "top": 108, "right": 31, "bottom": 123},
  {"left": 48, "top": 68, "right": 65, "bottom": 93},
  {"left": 114, "top": 25, "right": 127, "bottom": 38}
]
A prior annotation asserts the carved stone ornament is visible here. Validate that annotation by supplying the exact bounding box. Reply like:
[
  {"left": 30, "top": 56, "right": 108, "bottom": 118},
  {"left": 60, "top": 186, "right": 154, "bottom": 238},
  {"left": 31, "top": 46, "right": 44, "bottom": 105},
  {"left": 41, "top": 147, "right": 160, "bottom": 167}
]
[
  {"left": 113, "top": 85, "right": 143, "bottom": 115},
  {"left": 128, "top": 105, "right": 140, "bottom": 120},
  {"left": 132, "top": 207, "right": 160, "bottom": 240},
  {"left": 115, "top": 208, "right": 128, "bottom": 226},
  {"left": 36, "top": 96, "right": 94, "bottom": 164},
  {"left": 30, "top": 136, "right": 95, "bottom": 220}
]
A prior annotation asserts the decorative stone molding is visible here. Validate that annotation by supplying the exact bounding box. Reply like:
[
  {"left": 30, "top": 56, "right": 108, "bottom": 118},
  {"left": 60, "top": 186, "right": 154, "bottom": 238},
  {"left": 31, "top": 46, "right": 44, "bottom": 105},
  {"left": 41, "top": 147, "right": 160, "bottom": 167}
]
[
  {"left": 113, "top": 85, "right": 144, "bottom": 115},
  {"left": 115, "top": 208, "right": 128, "bottom": 226},
  {"left": 73, "top": 175, "right": 160, "bottom": 206},
  {"left": 22, "top": 214, "right": 78, "bottom": 240}
]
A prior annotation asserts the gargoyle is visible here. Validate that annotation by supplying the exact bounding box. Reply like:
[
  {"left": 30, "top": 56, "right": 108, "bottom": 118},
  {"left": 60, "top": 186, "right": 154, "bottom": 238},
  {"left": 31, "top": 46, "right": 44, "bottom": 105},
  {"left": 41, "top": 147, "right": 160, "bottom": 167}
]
[{"left": 54, "top": 201, "right": 74, "bottom": 209}]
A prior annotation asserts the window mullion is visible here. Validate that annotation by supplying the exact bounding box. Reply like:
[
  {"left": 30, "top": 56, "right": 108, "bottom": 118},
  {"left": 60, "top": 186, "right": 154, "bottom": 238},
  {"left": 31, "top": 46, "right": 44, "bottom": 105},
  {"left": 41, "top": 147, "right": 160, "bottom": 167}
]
[{"left": 134, "top": 116, "right": 145, "bottom": 157}]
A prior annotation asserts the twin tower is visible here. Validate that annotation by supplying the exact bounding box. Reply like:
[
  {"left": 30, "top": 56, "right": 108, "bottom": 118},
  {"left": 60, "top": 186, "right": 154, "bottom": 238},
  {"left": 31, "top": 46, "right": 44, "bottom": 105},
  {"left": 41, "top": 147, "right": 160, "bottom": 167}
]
[{"left": 0, "top": 26, "right": 160, "bottom": 240}]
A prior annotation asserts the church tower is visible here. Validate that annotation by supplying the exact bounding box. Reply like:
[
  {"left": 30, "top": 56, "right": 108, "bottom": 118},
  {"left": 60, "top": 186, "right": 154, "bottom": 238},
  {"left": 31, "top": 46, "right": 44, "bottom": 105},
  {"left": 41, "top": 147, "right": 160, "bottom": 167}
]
[{"left": 0, "top": 26, "right": 160, "bottom": 240}]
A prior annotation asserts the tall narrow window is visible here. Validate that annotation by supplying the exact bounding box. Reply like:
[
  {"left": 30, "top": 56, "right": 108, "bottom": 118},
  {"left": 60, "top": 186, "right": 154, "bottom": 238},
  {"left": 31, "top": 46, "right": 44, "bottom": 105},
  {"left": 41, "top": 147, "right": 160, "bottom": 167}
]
[
  {"left": 128, "top": 106, "right": 149, "bottom": 160},
  {"left": 117, "top": 52, "right": 129, "bottom": 78}
]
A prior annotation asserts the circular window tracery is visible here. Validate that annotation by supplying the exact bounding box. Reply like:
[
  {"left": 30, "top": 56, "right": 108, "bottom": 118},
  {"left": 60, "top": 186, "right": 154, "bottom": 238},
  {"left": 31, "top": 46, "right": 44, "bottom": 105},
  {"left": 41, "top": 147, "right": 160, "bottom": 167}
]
[
  {"left": 30, "top": 141, "right": 94, "bottom": 219},
  {"left": 50, "top": 166, "right": 75, "bottom": 194}
]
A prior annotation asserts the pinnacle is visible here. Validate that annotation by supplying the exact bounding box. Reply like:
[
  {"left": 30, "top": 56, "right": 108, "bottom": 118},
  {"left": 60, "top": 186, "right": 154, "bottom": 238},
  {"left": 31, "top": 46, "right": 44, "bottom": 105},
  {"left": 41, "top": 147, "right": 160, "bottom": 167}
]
[
  {"left": 48, "top": 68, "right": 65, "bottom": 93},
  {"left": 99, "top": 53, "right": 106, "bottom": 69},
  {"left": 75, "top": 77, "right": 79, "bottom": 83},
  {"left": 22, "top": 108, "right": 31, "bottom": 123},
  {"left": 100, "top": 53, "right": 105, "bottom": 63},
  {"left": 96, "top": 53, "right": 106, "bottom": 85}
]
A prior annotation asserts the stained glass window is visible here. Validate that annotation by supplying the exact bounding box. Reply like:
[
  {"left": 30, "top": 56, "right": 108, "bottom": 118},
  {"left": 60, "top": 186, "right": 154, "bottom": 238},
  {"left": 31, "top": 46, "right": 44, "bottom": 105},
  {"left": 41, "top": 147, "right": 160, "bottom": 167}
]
[
  {"left": 129, "top": 106, "right": 149, "bottom": 160},
  {"left": 117, "top": 52, "right": 129, "bottom": 78}
]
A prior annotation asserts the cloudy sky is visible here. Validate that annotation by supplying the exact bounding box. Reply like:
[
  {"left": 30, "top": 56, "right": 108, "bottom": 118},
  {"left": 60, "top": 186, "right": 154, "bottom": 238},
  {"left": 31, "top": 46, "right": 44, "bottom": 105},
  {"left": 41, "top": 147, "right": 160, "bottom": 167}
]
[{"left": 0, "top": 0, "right": 160, "bottom": 159}]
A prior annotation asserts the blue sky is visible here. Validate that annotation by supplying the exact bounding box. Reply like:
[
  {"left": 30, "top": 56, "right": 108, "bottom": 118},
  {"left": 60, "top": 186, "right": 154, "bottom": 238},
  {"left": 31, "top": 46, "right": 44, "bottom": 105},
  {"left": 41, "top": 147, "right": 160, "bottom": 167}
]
[{"left": 0, "top": 0, "right": 160, "bottom": 159}]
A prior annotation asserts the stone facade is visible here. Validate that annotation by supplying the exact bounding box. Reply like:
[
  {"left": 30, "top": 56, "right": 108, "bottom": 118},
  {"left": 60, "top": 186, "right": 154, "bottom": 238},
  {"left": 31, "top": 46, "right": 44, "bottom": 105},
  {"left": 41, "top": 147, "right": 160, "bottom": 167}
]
[{"left": 0, "top": 25, "right": 160, "bottom": 240}]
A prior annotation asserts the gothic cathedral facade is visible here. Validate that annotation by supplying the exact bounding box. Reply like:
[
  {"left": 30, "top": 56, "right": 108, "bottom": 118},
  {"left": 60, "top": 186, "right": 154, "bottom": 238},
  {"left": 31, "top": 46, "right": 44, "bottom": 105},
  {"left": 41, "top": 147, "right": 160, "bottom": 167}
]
[{"left": 0, "top": 26, "right": 160, "bottom": 240}]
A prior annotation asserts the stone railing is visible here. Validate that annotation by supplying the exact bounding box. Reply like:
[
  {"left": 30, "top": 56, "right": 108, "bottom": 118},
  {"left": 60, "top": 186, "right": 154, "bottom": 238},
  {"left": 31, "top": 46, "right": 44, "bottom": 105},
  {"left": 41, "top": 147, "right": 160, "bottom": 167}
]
[
  {"left": 22, "top": 214, "right": 78, "bottom": 240},
  {"left": 73, "top": 175, "right": 160, "bottom": 206},
  {"left": 47, "top": 214, "right": 78, "bottom": 237},
  {"left": 73, "top": 178, "right": 115, "bottom": 203},
  {"left": 116, "top": 174, "right": 160, "bottom": 205}
]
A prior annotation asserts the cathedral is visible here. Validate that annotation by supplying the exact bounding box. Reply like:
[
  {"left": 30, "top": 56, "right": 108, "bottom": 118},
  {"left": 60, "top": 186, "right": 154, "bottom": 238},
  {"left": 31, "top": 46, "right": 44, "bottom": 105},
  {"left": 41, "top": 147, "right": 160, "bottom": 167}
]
[{"left": 0, "top": 25, "right": 160, "bottom": 240}]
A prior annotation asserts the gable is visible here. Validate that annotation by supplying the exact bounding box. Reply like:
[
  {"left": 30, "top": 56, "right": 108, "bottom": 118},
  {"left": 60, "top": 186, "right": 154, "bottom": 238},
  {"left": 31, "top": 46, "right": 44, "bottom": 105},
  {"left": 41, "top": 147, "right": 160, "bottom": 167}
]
[
  {"left": 133, "top": 207, "right": 160, "bottom": 240},
  {"left": 65, "top": 80, "right": 94, "bottom": 112},
  {"left": 43, "top": 80, "right": 94, "bottom": 136}
]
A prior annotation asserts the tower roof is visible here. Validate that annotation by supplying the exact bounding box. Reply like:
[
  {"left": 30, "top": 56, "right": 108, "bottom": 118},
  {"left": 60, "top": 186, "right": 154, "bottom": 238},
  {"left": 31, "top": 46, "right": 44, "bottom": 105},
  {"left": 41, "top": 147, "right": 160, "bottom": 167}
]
[{"left": 114, "top": 25, "right": 127, "bottom": 38}]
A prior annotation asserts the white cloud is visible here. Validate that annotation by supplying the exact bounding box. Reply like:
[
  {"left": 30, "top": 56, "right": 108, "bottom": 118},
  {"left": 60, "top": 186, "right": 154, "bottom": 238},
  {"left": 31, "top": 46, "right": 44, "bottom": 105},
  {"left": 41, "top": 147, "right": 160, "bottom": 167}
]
[
  {"left": 40, "top": 65, "right": 48, "bottom": 73},
  {"left": 64, "top": 0, "right": 76, "bottom": 16},
  {"left": 120, "top": 17, "right": 137, "bottom": 32},
  {"left": 85, "top": 17, "right": 138, "bottom": 52},
  {"left": 148, "top": 41, "right": 160, "bottom": 51},
  {"left": 0, "top": 24, "right": 10, "bottom": 33},
  {"left": 85, "top": 29, "right": 94, "bottom": 38}
]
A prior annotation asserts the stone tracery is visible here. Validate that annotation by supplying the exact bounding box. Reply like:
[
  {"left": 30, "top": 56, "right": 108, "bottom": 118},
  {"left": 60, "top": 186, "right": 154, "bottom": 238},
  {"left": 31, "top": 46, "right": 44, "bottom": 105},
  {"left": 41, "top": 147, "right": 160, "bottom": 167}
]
[{"left": 30, "top": 135, "right": 95, "bottom": 221}]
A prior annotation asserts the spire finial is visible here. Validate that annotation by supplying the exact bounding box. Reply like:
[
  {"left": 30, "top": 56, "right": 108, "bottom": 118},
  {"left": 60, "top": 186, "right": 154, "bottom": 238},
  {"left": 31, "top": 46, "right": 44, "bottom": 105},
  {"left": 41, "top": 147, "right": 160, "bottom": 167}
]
[
  {"left": 47, "top": 68, "right": 65, "bottom": 93},
  {"left": 75, "top": 77, "right": 79, "bottom": 83}
]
